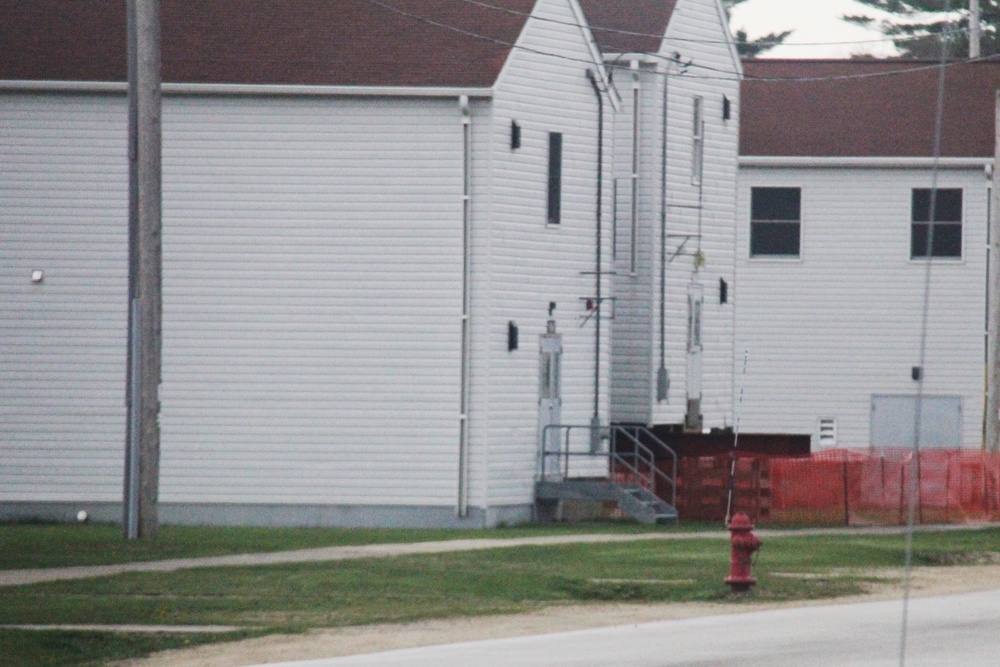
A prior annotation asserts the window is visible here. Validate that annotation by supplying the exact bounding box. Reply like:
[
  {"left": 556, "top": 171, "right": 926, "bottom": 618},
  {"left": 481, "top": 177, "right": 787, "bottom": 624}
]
[
  {"left": 547, "top": 132, "right": 562, "bottom": 225},
  {"left": 691, "top": 97, "right": 704, "bottom": 186},
  {"left": 750, "top": 187, "right": 801, "bottom": 257},
  {"left": 911, "top": 188, "right": 962, "bottom": 258}
]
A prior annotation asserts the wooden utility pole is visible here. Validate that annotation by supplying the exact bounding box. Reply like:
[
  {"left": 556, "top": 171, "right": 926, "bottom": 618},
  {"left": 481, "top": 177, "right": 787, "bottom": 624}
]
[
  {"left": 970, "top": 0, "right": 982, "bottom": 59},
  {"left": 124, "top": 0, "right": 163, "bottom": 539},
  {"left": 986, "top": 90, "right": 1000, "bottom": 452}
]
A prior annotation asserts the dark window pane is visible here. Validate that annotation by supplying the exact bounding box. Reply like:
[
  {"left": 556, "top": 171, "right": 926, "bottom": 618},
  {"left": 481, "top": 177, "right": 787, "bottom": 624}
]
[
  {"left": 751, "top": 187, "right": 800, "bottom": 221},
  {"left": 751, "top": 222, "right": 800, "bottom": 256},
  {"left": 912, "top": 188, "right": 962, "bottom": 222},
  {"left": 911, "top": 223, "right": 962, "bottom": 258},
  {"left": 547, "top": 132, "right": 562, "bottom": 225}
]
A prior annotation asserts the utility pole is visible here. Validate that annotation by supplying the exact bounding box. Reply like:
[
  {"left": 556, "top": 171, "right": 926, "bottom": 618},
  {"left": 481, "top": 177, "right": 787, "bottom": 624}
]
[
  {"left": 986, "top": 90, "right": 1000, "bottom": 452},
  {"left": 970, "top": 0, "right": 982, "bottom": 59},
  {"left": 124, "top": 0, "right": 163, "bottom": 539}
]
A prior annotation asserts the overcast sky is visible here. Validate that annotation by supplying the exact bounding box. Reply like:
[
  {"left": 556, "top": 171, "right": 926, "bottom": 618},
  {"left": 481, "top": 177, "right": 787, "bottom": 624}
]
[{"left": 727, "top": 0, "right": 905, "bottom": 58}]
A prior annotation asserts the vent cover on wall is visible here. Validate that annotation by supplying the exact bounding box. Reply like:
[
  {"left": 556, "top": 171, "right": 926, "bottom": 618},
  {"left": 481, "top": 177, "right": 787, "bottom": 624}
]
[{"left": 818, "top": 418, "right": 837, "bottom": 448}]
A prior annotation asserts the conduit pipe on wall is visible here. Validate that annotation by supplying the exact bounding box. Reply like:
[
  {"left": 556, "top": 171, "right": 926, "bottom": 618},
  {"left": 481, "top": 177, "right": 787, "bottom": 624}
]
[
  {"left": 629, "top": 60, "right": 640, "bottom": 276},
  {"left": 458, "top": 95, "right": 472, "bottom": 516},
  {"left": 657, "top": 60, "right": 670, "bottom": 403},
  {"left": 586, "top": 69, "right": 604, "bottom": 451}
]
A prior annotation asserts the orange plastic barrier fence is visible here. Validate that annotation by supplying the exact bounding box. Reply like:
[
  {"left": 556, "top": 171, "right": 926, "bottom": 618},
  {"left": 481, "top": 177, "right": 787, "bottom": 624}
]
[{"left": 671, "top": 448, "right": 1000, "bottom": 526}]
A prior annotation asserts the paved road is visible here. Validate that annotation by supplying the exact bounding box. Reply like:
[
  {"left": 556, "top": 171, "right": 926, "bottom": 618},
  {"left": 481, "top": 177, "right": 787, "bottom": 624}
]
[{"left": 247, "top": 589, "right": 1000, "bottom": 667}]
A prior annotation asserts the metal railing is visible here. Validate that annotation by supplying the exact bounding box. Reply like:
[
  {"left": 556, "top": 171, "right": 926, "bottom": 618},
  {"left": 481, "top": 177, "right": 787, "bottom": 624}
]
[
  {"left": 611, "top": 425, "right": 677, "bottom": 508},
  {"left": 539, "top": 423, "right": 677, "bottom": 508}
]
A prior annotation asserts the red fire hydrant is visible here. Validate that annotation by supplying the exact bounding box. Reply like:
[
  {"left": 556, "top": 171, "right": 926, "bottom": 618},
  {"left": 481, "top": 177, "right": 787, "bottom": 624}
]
[{"left": 725, "top": 512, "right": 761, "bottom": 593}]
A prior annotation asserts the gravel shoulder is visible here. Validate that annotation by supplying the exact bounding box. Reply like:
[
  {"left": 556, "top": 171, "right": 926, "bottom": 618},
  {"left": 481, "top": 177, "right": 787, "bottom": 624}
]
[{"left": 113, "top": 563, "right": 1000, "bottom": 667}]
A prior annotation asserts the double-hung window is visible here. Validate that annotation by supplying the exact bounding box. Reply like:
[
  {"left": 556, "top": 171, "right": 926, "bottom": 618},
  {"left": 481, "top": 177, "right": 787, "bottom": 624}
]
[
  {"left": 750, "top": 187, "right": 801, "bottom": 257},
  {"left": 911, "top": 188, "right": 962, "bottom": 259}
]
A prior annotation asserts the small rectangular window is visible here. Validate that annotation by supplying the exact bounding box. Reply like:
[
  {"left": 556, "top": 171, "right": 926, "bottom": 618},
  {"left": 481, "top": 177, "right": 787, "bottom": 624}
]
[
  {"left": 911, "top": 188, "right": 962, "bottom": 258},
  {"left": 547, "top": 132, "right": 562, "bottom": 225},
  {"left": 750, "top": 187, "right": 801, "bottom": 257}
]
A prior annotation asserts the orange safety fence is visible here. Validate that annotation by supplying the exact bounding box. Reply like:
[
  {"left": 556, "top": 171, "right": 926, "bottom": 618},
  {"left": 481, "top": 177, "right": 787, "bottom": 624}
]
[{"left": 670, "top": 448, "right": 1000, "bottom": 526}]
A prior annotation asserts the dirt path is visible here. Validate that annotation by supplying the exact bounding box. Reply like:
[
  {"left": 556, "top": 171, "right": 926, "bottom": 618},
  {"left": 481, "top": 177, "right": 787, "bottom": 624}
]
[{"left": 114, "top": 563, "right": 1000, "bottom": 667}]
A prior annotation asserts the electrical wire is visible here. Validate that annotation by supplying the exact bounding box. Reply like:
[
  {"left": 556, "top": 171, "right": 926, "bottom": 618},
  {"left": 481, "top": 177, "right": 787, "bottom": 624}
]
[
  {"left": 368, "top": 0, "right": 973, "bottom": 661},
  {"left": 617, "top": 46, "right": 1000, "bottom": 84},
  {"left": 363, "top": 0, "right": 999, "bottom": 86},
  {"left": 367, "top": 5, "right": 973, "bottom": 659},
  {"left": 898, "top": 3, "right": 955, "bottom": 665},
  {"left": 452, "top": 0, "right": 980, "bottom": 50},
  {"left": 725, "top": 349, "right": 750, "bottom": 525}
]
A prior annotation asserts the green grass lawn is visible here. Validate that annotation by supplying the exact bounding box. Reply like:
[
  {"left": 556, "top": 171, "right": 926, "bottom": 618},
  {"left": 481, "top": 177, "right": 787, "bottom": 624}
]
[
  {"left": 0, "top": 628, "right": 261, "bottom": 667},
  {"left": 0, "top": 521, "right": 723, "bottom": 571},
  {"left": 1, "top": 524, "right": 997, "bottom": 667}
]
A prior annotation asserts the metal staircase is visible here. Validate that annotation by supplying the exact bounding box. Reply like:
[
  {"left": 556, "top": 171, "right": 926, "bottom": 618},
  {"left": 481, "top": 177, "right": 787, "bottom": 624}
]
[{"left": 535, "top": 425, "right": 678, "bottom": 525}]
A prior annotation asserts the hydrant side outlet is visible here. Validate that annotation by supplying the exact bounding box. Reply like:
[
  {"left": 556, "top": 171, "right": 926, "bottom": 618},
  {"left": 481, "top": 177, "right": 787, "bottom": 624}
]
[{"left": 725, "top": 512, "right": 761, "bottom": 593}]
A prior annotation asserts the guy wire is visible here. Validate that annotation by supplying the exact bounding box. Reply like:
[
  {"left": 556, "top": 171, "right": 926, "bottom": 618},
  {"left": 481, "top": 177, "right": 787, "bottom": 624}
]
[{"left": 899, "top": 3, "right": 954, "bottom": 664}]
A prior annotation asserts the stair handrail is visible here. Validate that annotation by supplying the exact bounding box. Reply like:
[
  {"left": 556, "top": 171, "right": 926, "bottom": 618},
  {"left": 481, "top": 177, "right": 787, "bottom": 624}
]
[
  {"left": 538, "top": 423, "right": 678, "bottom": 510},
  {"left": 609, "top": 426, "right": 677, "bottom": 507},
  {"left": 538, "top": 424, "right": 602, "bottom": 480}
]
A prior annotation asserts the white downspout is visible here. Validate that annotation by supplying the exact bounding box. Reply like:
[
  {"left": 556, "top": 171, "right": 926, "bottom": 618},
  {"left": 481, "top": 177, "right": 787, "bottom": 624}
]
[
  {"left": 657, "top": 60, "right": 671, "bottom": 404},
  {"left": 458, "top": 95, "right": 472, "bottom": 516},
  {"left": 629, "top": 60, "right": 641, "bottom": 276}
]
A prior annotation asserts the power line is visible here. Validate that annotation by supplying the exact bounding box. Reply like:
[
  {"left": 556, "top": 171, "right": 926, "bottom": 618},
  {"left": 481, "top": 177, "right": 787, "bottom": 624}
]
[
  {"left": 452, "top": 0, "right": 979, "bottom": 49},
  {"left": 898, "top": 3, "right": 956, "bottom": 664},
  {"left": 364, "top": 0, "right": 1000, "bottom": 87}
]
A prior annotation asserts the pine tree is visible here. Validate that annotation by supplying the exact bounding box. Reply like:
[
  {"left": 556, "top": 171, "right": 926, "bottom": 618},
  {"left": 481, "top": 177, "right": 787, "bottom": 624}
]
[
  {"left": 722, "top": 0, "right": 792, "bottom": 58},
  {"left": 846, "top": 1, "right": 997, "bottom": 58}
]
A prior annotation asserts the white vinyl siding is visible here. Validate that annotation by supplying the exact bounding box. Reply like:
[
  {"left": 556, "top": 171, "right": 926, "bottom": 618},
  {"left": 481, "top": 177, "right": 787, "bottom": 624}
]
[
  {"left": 160, "top": 95, "right": 464, "bottom": 505},
  {"left": 735, "top": 166, "right": 987, "bottom": 448},
  {"left": 610, "top": 63, "right": 658, "bottom": 424},
  {"left": 611, "top": 0, "right": 740, "bottom": 429},
  {"left": 0, "top": 92, "right": 466, "bottom": 508},
  {"left": 0, "top": 93, "right": 128, "bottom": 501},
  {"left": 653, "top": 0, "right": 740, "bottom": 430},
  {"left": 473, "top": 0, "right": 613, "bottom": 506},
  {"left": 0, "top": 0, "right": 634, "bottom": 522}
]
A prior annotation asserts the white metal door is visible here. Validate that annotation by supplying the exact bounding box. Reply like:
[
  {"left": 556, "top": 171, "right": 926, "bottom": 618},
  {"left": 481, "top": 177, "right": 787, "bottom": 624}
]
[{"left": 539, "top": 329, "right": 563, "bottom": 478}]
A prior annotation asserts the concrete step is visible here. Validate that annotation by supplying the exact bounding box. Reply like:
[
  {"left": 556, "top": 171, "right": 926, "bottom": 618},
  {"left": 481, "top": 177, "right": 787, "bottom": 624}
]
[{"left": 536, "top": 479, "right": 678, "bottom": 526}]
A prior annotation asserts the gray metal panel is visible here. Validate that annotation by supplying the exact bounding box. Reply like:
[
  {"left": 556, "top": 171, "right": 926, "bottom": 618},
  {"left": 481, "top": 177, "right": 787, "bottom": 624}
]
[{"left": 870, "top": 394, "right": 963, "bottom": 448}]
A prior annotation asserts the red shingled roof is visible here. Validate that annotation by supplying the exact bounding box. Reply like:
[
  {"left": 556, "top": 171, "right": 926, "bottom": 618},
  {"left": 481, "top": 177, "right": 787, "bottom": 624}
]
[
  {"left": 741, "top": 59, "right": 1000, "bottom": 158},
  {"left": 578, "top": 0, "right": 675, "bottom": 55},
  {"left": 0, "top": 0, "right": 536, "bottom": 87}
]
